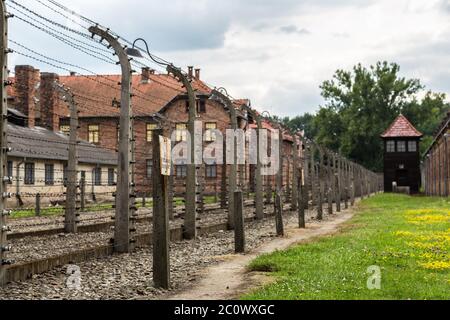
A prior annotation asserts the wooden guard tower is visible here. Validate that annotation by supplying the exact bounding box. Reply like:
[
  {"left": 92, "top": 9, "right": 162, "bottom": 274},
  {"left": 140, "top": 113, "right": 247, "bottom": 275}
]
[{"left": 381, "top": 114, "right": 423, "bottom": 194}]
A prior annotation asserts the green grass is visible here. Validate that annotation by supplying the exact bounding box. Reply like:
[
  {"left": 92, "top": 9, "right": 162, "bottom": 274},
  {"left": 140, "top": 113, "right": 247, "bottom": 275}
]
[
  {"left": 243, "top": 194, "right": 450, "bottom": 300},
  {"left": 11, "top": 203, "right": 115, "bottom": 219},
  {"left": 10, "top": 196, "right": 220, "bottom": 219}
]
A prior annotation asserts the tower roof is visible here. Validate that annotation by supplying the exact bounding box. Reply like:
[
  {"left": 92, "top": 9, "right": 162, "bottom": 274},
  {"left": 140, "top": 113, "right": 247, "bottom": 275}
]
[{"left": 381, "top": 114, "right": 423, "bottom": 138}]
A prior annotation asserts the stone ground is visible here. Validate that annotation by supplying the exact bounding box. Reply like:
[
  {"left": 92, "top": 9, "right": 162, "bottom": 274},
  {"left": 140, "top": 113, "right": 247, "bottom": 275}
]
[
  {"left": 168, "top": 207, "right": 357, "bottom": 300},
  {"left": 0, "top": 201, "right": 356, "bottom": 300}
]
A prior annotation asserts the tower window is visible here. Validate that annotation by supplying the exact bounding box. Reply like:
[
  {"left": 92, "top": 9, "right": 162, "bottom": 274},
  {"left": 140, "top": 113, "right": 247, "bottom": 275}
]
[
  {"left": 408, "top": 141, "right": 417, "bottom": 152},
  {"left": 386, "top": 140, "right": 395, "bottom": 153},
  {"left": 397, "top": 141, "right": 406, "bottom": 153}
]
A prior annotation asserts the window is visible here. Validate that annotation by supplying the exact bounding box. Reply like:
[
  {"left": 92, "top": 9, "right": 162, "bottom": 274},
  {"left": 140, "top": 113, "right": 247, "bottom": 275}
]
[
  {"left": 397, "top": 140, "right": 406, "bottom": 152},
  {"left": 108, "top": 168, "right": 115, "bottom": 186},
  {"left": 24, "top": 163, "right": 35, "bottom": 185},
  {"left": 205, "top": 123, "right": 217, "bottom": 142},
  {"left": 408, "top": 141, "right": 417, "bottom": 152},
  {"left": 176, "top": 123, "right": 188, "bottom": 142},
  {"left": 386, "top": 140, "right": 395, "bottom": 153},
  {"left": 146, "top": 123, "right": 157, "bottom": 142},
  {"left": 60, "top": 125, "right": 70, "bottom": 135},
  {"left": 88, "top": 125, "right": 100, "bottom": 144},
  {"left": 176, "top": 165, "right": 187, "bottom": 178},
  {"left": 197, "top": 100, "right": 206, "bottom": 113},
  {"left": 93, "top": 167, "right": 102, "bottom": 186},
  {"left": 45, "top": 164, "right": 54, "bottom": 185},
  {"left": 146, "top": 159, "right": 153, "bottom": 178},
  {"left": 7, "top": 161, "right": 13, "bottom": 184},
  {"left": 206, "top": 165, "right": 217, "bottom": 178}
]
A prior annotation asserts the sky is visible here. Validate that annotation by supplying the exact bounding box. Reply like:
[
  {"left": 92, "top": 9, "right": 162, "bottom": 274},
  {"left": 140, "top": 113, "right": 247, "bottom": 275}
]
[{"left": 7, "top": 0, "right": 450, "bottom": 117}]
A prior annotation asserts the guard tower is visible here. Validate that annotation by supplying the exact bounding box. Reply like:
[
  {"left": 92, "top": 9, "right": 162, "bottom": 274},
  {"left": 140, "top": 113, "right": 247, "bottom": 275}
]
[{"left": 381, "top": 114, "right": 423, "bottom": 193}]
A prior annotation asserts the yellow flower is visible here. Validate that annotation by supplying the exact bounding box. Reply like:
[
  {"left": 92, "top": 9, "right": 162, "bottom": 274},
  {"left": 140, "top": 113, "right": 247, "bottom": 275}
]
[
  {"left": 419, "top": 261, "right": 450, "bottom": 271},
  {"left": 407, "top": 215, "right": 449, "bottom": 224},
  {"left": 393, "top": 231, "right": 413, "bottom": 237}
]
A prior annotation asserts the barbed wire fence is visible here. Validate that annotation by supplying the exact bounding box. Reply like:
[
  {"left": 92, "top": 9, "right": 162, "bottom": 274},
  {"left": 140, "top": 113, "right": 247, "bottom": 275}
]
[{"left": 0, "top": 0, "right": 384, "bottom": 289}]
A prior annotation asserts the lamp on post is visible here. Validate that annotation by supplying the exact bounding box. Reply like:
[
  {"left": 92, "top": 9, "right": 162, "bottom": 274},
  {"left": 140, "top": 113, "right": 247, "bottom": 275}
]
[{"left": 127, "top": 39, "right": 198, "bottom": 240}]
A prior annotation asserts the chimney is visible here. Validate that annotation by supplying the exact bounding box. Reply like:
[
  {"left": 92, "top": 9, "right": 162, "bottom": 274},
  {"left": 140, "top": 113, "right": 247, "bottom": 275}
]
[
  {"left": 195, "top": 68, "right": 201, "bottom": 80},
  {"left": 40, "top": 72, "right": 61, "bottom": 132},
  {"left": 188, "top": 66, "right": 194, "bottom": 79},
  {"left": 14, "top": 65, "right": 40, "bottom": 128},
  {"left": 69, "top": 71, "right": 76, "bottom": 76},
  {"left": 141, "top": 67, "right": 151, "bottom": 84}
]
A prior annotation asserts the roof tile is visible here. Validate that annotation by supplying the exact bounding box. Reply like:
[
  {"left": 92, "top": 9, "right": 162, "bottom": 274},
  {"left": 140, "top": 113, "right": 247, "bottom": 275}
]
[{"left": 381, "top": 114, "right": 423, "bottom": 138}]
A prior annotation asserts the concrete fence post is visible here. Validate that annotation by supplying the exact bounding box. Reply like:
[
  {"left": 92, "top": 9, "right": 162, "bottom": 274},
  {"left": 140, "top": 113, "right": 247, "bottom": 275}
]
[
  {"left": 336, "top": 155, "right": 342, "bottom": 212},
  {"left": 350, "top": 162, "right": 355, "bottom": 206},
  {"left": 220, "top": 138, "right": 227, "bottom": 209},
  {"left": 89, "top": 26, "right": 135, "bottom": 253},
  {"left": 326, "top": 152, "right": 333, "bottom": 215},
  {"left": 316, "top": 147, "right": 324, "bottom": 221},
  {"left": 303, "top": 143, "right": 310, "bottom": 210},
  {"left": 298, "top": 170, "right": 306, "bottom": 228},
  {"left": 1, "top": 1, "right": 12, "bottom": 286},
  {"left": 80, "top": 177, "right": 85, "bottom": 212},
  {"left": 55, "top": 84, "right": 78, "bottom": 233},
  {"left": 168, "top": 67, "right": 197, "bottom": 240},
  {"left": 291, "top": 135, "right": 299, "bottom": 212},
  {"left": 344, "top": 160, "right": 349, "bottom": 209}
]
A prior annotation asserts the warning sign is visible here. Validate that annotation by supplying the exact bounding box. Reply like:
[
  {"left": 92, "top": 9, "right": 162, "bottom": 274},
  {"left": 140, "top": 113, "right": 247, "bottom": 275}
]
[{"left": 159, "top": 135, "right": 171, "bottom": 176}]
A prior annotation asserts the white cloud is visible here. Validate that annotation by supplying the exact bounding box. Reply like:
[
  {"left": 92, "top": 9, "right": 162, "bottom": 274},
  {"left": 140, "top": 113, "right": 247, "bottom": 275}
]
[{"left": 8, "top": 0, "right": 450, "bottom": 117}]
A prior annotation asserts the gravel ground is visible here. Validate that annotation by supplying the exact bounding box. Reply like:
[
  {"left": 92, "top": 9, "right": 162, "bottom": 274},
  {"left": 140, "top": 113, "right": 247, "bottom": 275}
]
[
  {"left": 0, "top": 204, "right": 324, "bottom": 300},
  {"left": 6, "top": 204, "right": 264, "bottom": 264}
]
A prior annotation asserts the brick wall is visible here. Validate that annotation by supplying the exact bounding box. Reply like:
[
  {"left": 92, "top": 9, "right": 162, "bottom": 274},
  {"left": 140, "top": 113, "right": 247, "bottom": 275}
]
[
  {"left": 13, "top": 65, "right": 40, "bottom": 127},
  {"left": 40, "top": 73, "right": 61, "bottom": 132}
]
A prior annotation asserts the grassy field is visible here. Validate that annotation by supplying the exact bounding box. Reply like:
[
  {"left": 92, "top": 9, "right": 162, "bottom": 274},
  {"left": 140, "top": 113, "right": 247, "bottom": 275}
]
[{"left": 244, "top": 194, "right": 450, "bottom": 300}]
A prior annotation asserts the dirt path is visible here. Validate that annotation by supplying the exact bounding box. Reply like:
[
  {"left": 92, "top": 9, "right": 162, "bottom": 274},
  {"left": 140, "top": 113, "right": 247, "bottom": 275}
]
[{"left": 168, "top": 206, "right": 357, "bottom": 300}]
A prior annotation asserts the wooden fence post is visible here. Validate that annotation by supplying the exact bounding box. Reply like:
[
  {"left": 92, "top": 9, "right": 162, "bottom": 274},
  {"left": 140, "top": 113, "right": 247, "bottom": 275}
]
[
  {"left": 35, "top": 193, "right": 41, "bottom": 217},
  {"left": 234, "top": 191, "right": 245, "bottom": 253},
  {"left": 152, "top": 129, "right": 170, "bottom": 289},
  {"left": 275, "top": 193, "right": 284, "bottom": 236}
]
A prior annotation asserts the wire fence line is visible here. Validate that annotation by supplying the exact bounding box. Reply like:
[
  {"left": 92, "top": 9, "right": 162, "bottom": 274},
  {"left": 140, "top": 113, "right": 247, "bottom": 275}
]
[{"left": 0, "top": 0, "right": 383, "bottom": 289}]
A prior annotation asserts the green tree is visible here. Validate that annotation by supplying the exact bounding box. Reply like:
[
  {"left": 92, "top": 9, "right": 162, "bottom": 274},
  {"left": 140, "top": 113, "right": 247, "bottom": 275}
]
[
  {"left": 403, "top": 92, "right": 449, "bottom": 154},
  {"left": 317, "top": 61, "right": 423, "bottom": 171},
  {"left": 284, "top": 113, "right": 318, "bottom": 138}
]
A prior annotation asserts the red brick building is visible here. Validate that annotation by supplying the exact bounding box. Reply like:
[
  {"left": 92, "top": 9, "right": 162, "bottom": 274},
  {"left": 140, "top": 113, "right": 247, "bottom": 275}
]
[{"left": 8, "top": 65, "right": 300, "bottom": 196}]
